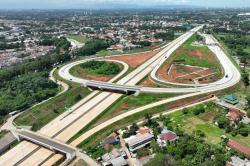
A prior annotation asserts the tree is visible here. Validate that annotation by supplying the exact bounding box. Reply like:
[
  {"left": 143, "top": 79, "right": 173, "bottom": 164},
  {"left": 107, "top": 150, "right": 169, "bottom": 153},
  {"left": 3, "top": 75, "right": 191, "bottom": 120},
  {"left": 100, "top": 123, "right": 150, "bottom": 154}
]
[
  {"left": 239, "top": 128, "right": 249, "bottom": 137},
  {"left": 247, "top": 109, "right": 250, "bottom": 118},
  {"left": 182, "top": 108, "right": 189, "bottom": 114},
  {"left": 217, "top": 116, "right": 230, "bottom": 129},
  {"left": 242, "top": 71, "right": 249, "bottom": 86},
  {"left": 150, "top": 140, "right": 161, "bottom": 153},
  {"left": 129, "top": 123, "right": 139, "bottom": 135},
  {"left": 137, "top": 148, "right": 150, "bottom": 158},
  {"left": 246, "top": 96, "right": 250, "bottom": 106}
]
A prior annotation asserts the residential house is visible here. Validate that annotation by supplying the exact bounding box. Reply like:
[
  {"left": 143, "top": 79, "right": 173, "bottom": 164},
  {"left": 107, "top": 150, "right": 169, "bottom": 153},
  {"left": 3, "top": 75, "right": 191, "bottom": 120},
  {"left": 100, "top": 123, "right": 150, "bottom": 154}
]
[
  {"left": 226, "top": 108, "right": 244, "bottom": 122},
  {"left": 101, "top": 148, "right": 127, "bottom": 166},
  {"left": 227, "top": 140, "right": 250, "bottom": 157},
  {"left": 125, "top": 133, "right": 154, "bottom": 152},
  {"left": 226, "top": 156, "right": 250, "bottom": 166},
  {"left": 157, "top": 128, "right": 179, "bottom": 147},
  {"left": 223, "top": 94, "right": 239, "bottom": 105}
]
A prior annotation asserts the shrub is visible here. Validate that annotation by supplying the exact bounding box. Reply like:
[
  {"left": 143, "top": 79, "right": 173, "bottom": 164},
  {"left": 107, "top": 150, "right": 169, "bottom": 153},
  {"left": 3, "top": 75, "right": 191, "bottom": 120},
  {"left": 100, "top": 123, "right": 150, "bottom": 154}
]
[{"left": 239, "top": 128, "right": 249, "bottom": 137}]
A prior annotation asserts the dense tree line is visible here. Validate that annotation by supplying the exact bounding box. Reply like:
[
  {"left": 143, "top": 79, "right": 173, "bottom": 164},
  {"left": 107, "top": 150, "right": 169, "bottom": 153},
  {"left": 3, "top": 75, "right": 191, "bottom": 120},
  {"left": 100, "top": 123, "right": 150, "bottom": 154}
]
[
  {"left": 0, "top": 37, "right": 71, "bottom": 122},
  {"left": 134, "top": 41, "right": 151, "bottom": 47},
  {"left": 0, "top": 72, "right": 58, "bottom": 117},
  {"left": 0, "top": 52, "right": 70, "bottom": 82},
  {"left": 81, "top": 61, "right": 120, "bottom": 75},
  {"left": 146, "top": 134, "right": 231, "bottom": 166},
  {"left": 77, "top": 39, "right": 110, "bottom": 56},
  {"left": 154, "top": 31, "right": 175, "bottom": 41},
  {"left": 0, "top": 42, "right": 24, "bottom": 50}
]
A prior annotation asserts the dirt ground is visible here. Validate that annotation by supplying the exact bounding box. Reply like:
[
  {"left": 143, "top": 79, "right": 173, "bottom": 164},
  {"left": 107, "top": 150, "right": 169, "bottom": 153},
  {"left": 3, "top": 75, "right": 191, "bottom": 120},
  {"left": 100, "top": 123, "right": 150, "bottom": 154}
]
[
  {"left": 140, "top": 76, "right": 159, "bottom": 87},
  {"left": 156, "top": 47, "right": 221, "bottom": 85},
  {"left": 109, "top": 50, "right": 159, "bottom": 68},
  {"left": 157, "top": 63, "right": 216, "bottom": 84}
]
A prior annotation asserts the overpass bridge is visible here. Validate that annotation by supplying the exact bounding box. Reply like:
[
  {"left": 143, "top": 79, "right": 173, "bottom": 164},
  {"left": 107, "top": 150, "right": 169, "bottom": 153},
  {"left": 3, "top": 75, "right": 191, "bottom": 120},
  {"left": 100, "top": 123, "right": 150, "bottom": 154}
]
[
  {"left": 14, "top": 129, "right": 76, "bottom": 162},
  {"left": 82, "top": 80, "right": 142, "bottom": 95}
]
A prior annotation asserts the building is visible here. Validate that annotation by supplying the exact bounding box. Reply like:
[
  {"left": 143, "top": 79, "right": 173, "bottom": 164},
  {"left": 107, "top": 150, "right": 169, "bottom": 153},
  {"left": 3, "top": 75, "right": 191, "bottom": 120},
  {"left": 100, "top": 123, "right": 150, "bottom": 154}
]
[
  {"left": 226, "top": 108, "right": 244, "bottom": 122},
  {"left": 102, "top": 134, "right": 120, "bottom": 150},
  {"left": 110, "top": 156, "right": 128, "bottom": 166},
  {"left": 125, "top": 133, "right": 154, "bottom": 152},
  {"left": 227, "top": 140, "right": 250, "bottom": 157},
  {"left": 226, "top": 156, "right": 250, "bottom": 166},
  {"left": 101, "top": 148, "right": 127, "bottom": 166},
  {"left": 157, "top": 128, "right": 179, "bottom": 147},
  {"left": 223, "top": 94, "right": 239, "bottom": 105},
  {"left": 138, "top": 127, "right": 150, "bottom": 135},
  {"left": 242, "top": 115, "right": 250, "bottom": 124}
]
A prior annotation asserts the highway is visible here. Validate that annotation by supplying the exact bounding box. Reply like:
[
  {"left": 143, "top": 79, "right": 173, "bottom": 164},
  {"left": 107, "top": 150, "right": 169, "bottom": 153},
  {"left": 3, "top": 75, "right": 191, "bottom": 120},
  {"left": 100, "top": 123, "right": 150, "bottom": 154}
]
[{"left": 0, "top": 26, "right": 240, "bottom": 166}]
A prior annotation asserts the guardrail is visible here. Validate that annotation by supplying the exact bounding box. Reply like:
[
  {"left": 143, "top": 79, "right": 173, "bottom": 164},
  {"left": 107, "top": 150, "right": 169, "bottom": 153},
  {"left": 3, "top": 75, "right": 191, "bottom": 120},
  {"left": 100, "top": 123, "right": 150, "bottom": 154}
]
[{"left": 83, "top": 80, "right": 142, "bottom": 95}]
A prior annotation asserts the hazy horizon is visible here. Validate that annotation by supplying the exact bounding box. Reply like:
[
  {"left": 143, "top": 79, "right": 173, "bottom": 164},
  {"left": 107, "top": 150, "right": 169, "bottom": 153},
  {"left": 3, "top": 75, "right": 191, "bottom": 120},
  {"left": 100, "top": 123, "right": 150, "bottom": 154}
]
[{"left": 0, "top": 0, "right": 250, "bottom": 9}]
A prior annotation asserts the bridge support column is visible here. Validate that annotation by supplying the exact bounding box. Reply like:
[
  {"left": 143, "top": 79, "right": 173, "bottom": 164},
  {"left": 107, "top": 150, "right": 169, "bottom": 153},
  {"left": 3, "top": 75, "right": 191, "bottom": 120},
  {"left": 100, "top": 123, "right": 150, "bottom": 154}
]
[
  {"left": 11, "top": 131, "right": 21, "bottom": 142},
  {"left": 134, "top": 90, "right": 140, "bottom": 96}
]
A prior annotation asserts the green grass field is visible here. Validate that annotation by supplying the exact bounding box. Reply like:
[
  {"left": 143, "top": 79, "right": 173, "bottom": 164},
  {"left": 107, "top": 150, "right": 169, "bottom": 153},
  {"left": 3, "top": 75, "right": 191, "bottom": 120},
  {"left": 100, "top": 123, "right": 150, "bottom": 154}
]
[
  {"left": 244, "top": 48, "right": 250, "bottom": 54},
  {"left": 66, "top": 35, "right": 88, "bottom": 43},
  {"left": 168, "top": 103, "right": 250, "bottom": 148},
  {"left": 96, "top": 47, "right": 155, "bottom": 57}
]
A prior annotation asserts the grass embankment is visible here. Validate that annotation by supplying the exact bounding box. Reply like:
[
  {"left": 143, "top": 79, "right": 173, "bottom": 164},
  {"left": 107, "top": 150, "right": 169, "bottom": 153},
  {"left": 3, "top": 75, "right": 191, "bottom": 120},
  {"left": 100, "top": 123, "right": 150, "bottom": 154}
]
[
  {"left": 15, "top": 69, "right": 91, "bottom": 131},
  {"left": 76, "top": 81, "right": 241, "bottom": 150},
  {"left": 66, "top": 35, "right": 88, "bottom": 43},
  {"left": 68, "top": 93, "right": 179, "bottom": 143},
  {"left": 96, "top": 46, "right": 157, "bottom": 57},
  {"left": 174, "top": 34, "right": 222, "bottom": 70},
  {"left": 76, "top": 94, "right": 212, "bottom": 149}
]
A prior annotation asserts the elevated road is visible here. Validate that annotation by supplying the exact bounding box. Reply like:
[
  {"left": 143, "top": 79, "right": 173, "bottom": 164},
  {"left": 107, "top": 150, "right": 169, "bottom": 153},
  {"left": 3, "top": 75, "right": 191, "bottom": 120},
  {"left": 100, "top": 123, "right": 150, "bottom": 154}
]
[
  {"left": 1, "top": 26, "right": 238, "bottom": 166},
  {"left": 15, "top": 129, "right": 76, "bottom": 160}
]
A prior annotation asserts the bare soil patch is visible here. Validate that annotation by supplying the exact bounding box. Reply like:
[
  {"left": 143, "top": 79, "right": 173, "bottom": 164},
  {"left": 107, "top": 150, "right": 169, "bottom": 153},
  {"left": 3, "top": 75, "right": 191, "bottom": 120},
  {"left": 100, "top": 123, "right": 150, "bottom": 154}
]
[{"left": 109, "top": 50, "right": 159, "bottom": 68}]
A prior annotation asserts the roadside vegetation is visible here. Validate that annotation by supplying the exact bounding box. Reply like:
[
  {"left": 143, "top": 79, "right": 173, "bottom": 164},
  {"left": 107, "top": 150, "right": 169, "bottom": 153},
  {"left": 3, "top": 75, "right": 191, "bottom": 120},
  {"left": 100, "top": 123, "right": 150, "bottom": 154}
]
[
  {"left": 0, "top": 37, "right": 71, "bottom": 124},
  {"left": 76, "top": 94, "right": 210, "bottom": 148},
  {"left": 76, "top": 39, "right": 111, "bottom": 57},
  {"left": 213, "top": 29, "right": 250, "bottom": 100},
  {"left": 15, "top": 69, "right": 91, "bottom": 131},
  {"left": 68, "top": 92, "right": 179, "bottom": 143}
]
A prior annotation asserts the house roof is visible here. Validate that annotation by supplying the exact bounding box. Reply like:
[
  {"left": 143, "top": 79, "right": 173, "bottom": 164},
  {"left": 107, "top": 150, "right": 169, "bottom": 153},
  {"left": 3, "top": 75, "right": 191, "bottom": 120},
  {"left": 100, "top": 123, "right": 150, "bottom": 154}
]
[
  {"left": 102, "top": 136, "right": 118, "bottom": 145},
  {"left": 160, "top": 132, "right": 178, "bottom": 141},
  {"left": 127, "top": 133, "right": 154, "bottom": 147},
  {"left": 227, "top": 140, "right": 250, "bottom": 157},
  {"left": 226, "top": 109, "right": 244, "bottom": 121},
  {"left": 223, "top": 94, "right": 238, "bottom": 101},
  {"left": 110, "top": 156, "right": 127, "bottom": 166}
]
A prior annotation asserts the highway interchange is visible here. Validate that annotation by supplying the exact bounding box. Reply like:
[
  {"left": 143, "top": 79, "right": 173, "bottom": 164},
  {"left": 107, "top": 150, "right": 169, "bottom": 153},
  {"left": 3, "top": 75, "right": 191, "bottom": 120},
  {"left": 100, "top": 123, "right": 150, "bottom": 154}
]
[{"left": 0, "top": 25, "right": 241, "bottom": 166}]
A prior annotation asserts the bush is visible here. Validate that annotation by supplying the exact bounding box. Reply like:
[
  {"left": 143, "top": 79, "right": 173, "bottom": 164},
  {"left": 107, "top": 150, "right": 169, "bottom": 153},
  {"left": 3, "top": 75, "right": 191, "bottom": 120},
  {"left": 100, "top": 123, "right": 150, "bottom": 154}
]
[
  {"left": 182, "top": 108, "right": 189, "bottom": 114},
  {"left": 247, "top": 109, "right": 250, "bottom": 118},
  {"left": 239, "top": 128, "right": 249, "bottom": 137},
  {"left": 193, "top": 107, "right": 205, "bottom": 115},
  {"left": 137, "top": 147, "right": 150, "bottom": 158}
]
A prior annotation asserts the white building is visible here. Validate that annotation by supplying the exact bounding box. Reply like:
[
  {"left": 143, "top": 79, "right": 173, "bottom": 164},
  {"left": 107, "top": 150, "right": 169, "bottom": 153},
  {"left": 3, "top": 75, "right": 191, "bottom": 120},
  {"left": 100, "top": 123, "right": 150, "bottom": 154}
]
[{"left": 125, "top": 133, "right": 154, "bottom": 152}]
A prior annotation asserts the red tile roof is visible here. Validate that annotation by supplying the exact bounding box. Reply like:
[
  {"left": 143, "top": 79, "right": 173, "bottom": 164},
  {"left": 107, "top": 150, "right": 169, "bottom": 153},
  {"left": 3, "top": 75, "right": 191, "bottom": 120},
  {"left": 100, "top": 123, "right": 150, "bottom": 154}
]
[
  {"left": 227, "top": 140, "right": 250, "bottom": 157},
  {"left": 160, "top": 132, "right": 177, "bottom": 141},
  {"left": 226, "top": 108, "right": 244, "bottom": 121}
]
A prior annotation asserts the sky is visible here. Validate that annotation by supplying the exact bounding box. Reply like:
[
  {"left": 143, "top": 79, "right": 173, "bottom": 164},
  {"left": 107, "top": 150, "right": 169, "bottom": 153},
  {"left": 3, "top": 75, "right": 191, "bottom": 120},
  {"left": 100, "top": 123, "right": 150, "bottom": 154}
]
[{"left": 0, "top": 0, "right": 250, "bottom": 9}]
